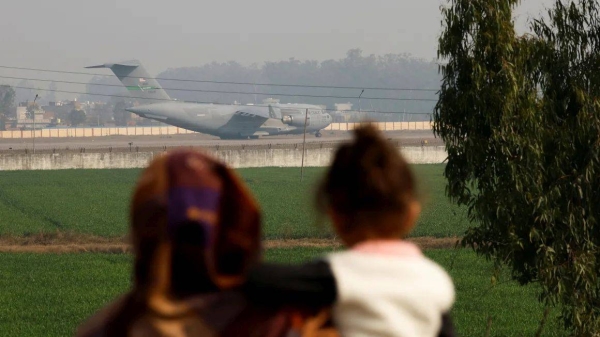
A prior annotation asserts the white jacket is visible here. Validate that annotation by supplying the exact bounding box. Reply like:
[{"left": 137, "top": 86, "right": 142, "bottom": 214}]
[{"left": 327, "top": 241, "right": 455, "bottom": 337}]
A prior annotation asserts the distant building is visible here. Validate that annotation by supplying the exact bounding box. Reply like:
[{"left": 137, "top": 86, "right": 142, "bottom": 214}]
[
  {"left": 262, "top": 98, "right": 280, "bottom": 104},
  {"left": 331, "top": 103, "right": 355, "bottom": 122},
  {"left": 43, "top": 111, "right": 56, "bottom": 120},
  {"left": 334, "top": 103, "right": 353, "bottom": 111},
  {"left": 43, "top": 101, "right": 73, "bottom": 120},
  {"left": 42, "top": 100, "right": 99, "bottom": 125},
  {"left": 15, "top": 104, "right": 50, "bottom": 129}
]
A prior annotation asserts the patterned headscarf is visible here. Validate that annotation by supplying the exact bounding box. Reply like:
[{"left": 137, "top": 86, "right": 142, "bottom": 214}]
[
  {"left": 77, "top": 150, "right": 334, "bottom": 337},
  {"left": 129, "top": 149, "right": 261, "bottom": 303}
]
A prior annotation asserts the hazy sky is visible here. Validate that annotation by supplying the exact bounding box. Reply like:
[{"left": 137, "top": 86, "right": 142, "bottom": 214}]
[{"left": 1, "top": 0, "right": 553, "bottom": 74}]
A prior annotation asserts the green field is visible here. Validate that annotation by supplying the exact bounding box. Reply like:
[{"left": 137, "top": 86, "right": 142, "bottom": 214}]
[
  {"left": 0, "top": 165, "right": 468, "bottom": 239},
  {"left": 0, "top": 166, "right": 562, "bottom": 336},
  {"left": 0, "top": 248, "right": 564, "bottom": 337}
]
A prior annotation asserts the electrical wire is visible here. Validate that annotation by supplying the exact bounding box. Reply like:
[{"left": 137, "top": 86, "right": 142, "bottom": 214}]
[
  {"left": 0, "top": 75, "right": 437, "bottom": 102},
  {"left": 0, "top": 65, "right": 440, "bottom": 92},
  {"left": 12, "top": 85, "right": 434, "bottom": 115}
]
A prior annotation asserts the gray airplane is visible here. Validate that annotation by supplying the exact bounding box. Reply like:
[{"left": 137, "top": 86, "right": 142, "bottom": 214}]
[{"left": 86, "top": 60, "right": 332, "bottom": 139}]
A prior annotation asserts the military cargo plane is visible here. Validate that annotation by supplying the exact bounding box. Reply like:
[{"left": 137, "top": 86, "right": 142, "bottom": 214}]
[{"left": 86, "top": 60, "right": 332, "bottom": 139}]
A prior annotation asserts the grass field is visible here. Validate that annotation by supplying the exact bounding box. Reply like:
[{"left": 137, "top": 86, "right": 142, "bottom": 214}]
[
  {"left": 0, "top": 248, "right": 564, "bottom": 337},
  {"left": 0, "top": 165, "right": 468, "bottom": 239},
  {"left": 1, "top": 166, "right": 557, "bottom": 336}
]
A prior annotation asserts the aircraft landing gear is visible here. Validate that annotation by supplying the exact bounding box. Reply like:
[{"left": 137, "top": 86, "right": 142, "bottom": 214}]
[{"left": 315, "top": 131, "right": 322, "bottom": 138}]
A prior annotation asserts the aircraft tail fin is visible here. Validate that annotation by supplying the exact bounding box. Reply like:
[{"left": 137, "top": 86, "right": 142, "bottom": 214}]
[
  {"left": 86, "top": 60, "right": 171, "bottom": 102},
  {"left": 268, "top": 105, "right": 280, "bottom": 119}
]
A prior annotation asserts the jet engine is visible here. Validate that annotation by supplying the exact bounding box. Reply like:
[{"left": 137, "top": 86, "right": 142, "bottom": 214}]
[{"left": 282, "top": 115, "right": 310, "bottom": 127}]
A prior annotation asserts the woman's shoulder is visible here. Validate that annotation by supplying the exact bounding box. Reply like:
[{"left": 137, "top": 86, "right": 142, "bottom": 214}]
[{"left": 75, "top": 294, "right": 131, "bottom": 337}]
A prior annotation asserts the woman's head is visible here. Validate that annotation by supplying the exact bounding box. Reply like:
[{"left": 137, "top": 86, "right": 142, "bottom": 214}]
[
  {"left": 130, "top": 149, "right": 261, "bottom": 300},
  {"left": 316, "top": 124, "right": 419, "bottom": 246}
]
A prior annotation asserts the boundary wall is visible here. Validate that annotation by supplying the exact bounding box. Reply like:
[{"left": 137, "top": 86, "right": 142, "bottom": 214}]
[
  {"left": 0, "top": 122, "right": 433, "bottom": 139},
  {"left": 0, "top": 146, "right": 446, "bottom": 171}
]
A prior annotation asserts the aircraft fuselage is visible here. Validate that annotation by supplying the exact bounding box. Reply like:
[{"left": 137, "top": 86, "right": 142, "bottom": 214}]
[
  {"left": 87, "top": 60, "right": 332, "bottom": 139},
  {"left": 127, "top": 102, "right": 332, "bottom": 139}
]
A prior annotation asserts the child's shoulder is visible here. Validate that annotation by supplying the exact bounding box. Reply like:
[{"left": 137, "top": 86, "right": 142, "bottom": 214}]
[
  {"left": 326, "top": 246, "right": 452, "bottom": 280},
  {"left": 324, "top": 245, "right": 455, "bottom": 307},
  {"left": 326, "top": 246, "right": 447, "bottom": 271},
  {"left": 326, "top": 248, "right": 456, "bottom": 336}
]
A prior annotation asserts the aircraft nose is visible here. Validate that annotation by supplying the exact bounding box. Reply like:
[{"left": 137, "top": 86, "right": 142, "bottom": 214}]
[
  {"left": 125, "top": 106, "right": 145, "bottom": 114},
  {"left": 126, "top": 105, "right": 159, "bottom": 117},
  {"left": 126, "top": 104, "right": 171, "bottom": 121}
]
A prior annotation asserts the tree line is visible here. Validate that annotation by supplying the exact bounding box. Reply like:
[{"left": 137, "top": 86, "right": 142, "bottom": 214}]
[{"left": 83, "top": 49, "right": 440, "bottom": 121}]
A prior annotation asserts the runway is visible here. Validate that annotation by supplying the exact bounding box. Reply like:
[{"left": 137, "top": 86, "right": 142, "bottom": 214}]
[{"left": 0, "top": 130, "right": 441, "bottom": 151}]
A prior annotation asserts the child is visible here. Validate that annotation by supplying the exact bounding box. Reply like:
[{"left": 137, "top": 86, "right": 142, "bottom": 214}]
[{"left": 245, "top": 124, "right": 456, "bottom": 337}]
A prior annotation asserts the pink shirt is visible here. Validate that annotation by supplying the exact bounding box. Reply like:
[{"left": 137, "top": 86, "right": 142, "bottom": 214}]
[{"left": 351, "top": 240, "right": 423, "bottom": 257}]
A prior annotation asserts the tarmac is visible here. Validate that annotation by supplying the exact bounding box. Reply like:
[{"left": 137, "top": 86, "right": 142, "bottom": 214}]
[{"left": 0, "top": 130, "right": 441, "bottom": 152}]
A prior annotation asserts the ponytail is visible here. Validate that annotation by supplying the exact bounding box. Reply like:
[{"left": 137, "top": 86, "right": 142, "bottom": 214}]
[{"left": 316, "top": 123, "right": 416, "bottom": 237}]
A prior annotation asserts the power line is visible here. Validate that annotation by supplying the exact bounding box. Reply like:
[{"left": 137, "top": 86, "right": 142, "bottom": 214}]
[
  {"left": 11, "top": 85, "right": 433, "bottom": 115},
  {"left": 0, "top": 75, "right": 437, "bottom": 102},
  {"left": 0, "top": 65, "right": 439, "bottom": 92}
]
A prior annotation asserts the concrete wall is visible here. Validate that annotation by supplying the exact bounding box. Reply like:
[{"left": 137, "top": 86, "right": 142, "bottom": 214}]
[
  {"left": 0, "top": 146, "right": 446, "bottom": 171},
  {"left": 0, "top": 152, "right": 155, "bottom": 171},
  {"left": 0, "top": 122, "right": 434, "bottom": 139},
  {"left": 0, "top": 126, "right": 194, "bottom": 139}
]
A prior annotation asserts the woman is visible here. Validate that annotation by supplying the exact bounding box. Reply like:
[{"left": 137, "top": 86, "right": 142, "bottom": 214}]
[{"left": 76, "top": 149, "right": 302, "bottom": 337}]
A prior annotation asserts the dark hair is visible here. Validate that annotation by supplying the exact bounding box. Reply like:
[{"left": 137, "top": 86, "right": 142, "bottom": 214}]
[
  {"left": 103, "top": 151, "right": 262, "bottom": 336},
  {"left": 316, "top": 123, "right": 416, "bottom": 238}
]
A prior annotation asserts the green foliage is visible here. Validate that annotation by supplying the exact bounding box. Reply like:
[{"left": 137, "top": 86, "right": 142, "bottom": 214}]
[
  {"left": 26, "top": 102, "right": 40, "bottom": 121},
  {"left": 113, "top": 100, "right": 132, "bottom": 126},
  {"left": 68, "top": 109, "right": 87, "bottom": 126},
  {"left": 0, "top": 249, "right": 565, "bottom": 336},
  {"left": 0, "top": 85, "right": 15, "bottom": 113},
  {"left": 435, "top": 0, "right": 600, "bottom": 334},
  {"left": 0, "top": 166, "right": 468, "bottom": 239},
  {"left": 0, "top": 85, "right": 15, "bottom": 130}
]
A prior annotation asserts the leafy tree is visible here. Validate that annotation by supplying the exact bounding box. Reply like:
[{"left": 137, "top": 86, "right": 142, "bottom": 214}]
[
  {"left": 26, "top": 102, "right": 39, "bottom": 120},
  {"left": 113, "top": 100, "right": 132, "bottom": 126},
  {"left": 435, "top": 0, "right": 600, "bottom": 334},
  {"left": 68, "top": 109, "right": 87, "bottom": 126},
  {"left": 0, "top": 85, "right": 15, "bottom": 130}
]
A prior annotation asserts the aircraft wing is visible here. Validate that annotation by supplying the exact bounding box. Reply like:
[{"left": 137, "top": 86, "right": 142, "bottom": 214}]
[
  {"left": 233, "top": 110, "right": 270, "bottom": 121},
  {"left": 222, "top": 109, "right": 274, "bottom": 136}
]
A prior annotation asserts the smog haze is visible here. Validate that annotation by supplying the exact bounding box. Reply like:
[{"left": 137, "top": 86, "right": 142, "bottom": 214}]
[{"left": 1, "top": 0, "right": 553, "bottom": 74}]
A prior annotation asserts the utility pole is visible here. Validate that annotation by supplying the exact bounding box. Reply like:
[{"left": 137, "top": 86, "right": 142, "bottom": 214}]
[
  {"left": 300, "top": 108, "right": 309, "bottom": 182},
  {"left": 32, "top": 94, "right": 39, "bottom": 154},
  {"left": 358, "top": 89, "right": 364, "bottom": 112}
]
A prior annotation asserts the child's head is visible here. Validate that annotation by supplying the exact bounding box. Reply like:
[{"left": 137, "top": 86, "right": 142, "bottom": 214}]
[{"left": 316, "top": 124, "right": 420, "bottom": 246}]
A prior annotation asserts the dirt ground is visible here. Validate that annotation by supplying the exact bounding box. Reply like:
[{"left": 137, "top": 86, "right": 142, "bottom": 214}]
[{"left": 0, "top": 232, "right": 460, "bottom": 253}]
